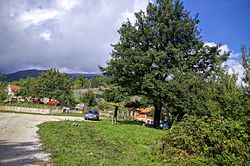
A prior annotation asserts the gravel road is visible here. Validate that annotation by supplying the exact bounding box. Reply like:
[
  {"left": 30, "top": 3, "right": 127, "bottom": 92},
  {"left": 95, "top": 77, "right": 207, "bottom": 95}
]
[{"left": 0, "top": 113, "right": 83, "bottom": 166}]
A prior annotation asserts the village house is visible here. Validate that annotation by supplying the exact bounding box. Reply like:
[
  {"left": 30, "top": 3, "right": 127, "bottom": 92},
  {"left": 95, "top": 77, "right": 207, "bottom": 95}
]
[
  {"left": 7, "top": 84, "right": 22, "bottom": 97},
  {"left": 129, "top": 107, "right": 153, "bottom": 124},
  {"left": 4, "top": 84, "right": 23, "bottom": 102}
]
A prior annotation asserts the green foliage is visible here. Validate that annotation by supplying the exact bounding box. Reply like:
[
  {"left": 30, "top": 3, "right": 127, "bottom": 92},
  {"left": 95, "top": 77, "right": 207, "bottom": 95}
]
[
  {"left": 14, "top": 77, "right": 36, "bottom": 96},
  {"left": 103, "top": 87, "right": 127, "bottom": 103},
  {"left": 162, "top": 69, "right": 246, "bottom": 121},
  {"left": 163, "top": 71, "right": 208, "bottom": 119},
  {"left": 59, "top": 93, "right": 75, "bottom": 106},
  {"left": 101, "top": 0, "right": 229, "bottom": 127},
  {"left": 38, "top": 120, "right": 166, "bottom": 166},
  {"left": 158, "top": 115, "right": 250, "bottom": 165},
  {"left": 81, "top": 90, "right": 96, "bottom": 107},
  {"left": 73, "top": 76, "right": 107, "bottom": 89},
  {"left": 156, "top": 67, "right": 250, "bottom": 165},
  {"left": 0, "top": 82, "right": 7, "bottom": 101},
  {"left": 0, "top": 89, "right": 7, "bottom": 101},
  {"left": 90, "top": 76, "right": 107, "bottom": 88},
  {"left": 35, "top": 68, "right": 72, "bottom": 102},
  {"left": 73, "top": 76, "right": 91, "bottom": 89}
]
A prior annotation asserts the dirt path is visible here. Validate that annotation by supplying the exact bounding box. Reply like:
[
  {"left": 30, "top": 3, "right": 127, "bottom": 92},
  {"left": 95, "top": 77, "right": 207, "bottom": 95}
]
[{"left": 0, "top": 112, "right": 83, "bottom": 166}]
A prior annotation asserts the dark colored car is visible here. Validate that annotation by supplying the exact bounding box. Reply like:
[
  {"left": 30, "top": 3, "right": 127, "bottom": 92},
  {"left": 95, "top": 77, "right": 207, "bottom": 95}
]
[
  {"left": 32, "top": 98, "right": 44, "bottom": 104},
  {"left": 84, "top": 110, "right": 99, "bottom": 121}
]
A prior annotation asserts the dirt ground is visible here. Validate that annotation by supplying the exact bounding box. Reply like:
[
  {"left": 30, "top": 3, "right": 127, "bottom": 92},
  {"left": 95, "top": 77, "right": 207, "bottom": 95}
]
[{"left": 0, "top": 112, "right": 83, "bottom": 166}]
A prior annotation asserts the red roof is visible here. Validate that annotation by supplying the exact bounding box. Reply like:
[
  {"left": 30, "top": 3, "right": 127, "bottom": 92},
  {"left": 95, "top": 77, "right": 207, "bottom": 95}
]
[{"left": 10, "top": 85, "right": 22, "bottom": 91}]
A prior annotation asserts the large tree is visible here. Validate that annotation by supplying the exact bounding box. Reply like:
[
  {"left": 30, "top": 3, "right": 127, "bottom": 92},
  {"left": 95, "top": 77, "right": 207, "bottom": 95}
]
[
  {"left": 35, "top": 68, "right": 72, "bottom": 102},
  {"left": 101, "top": 0, "right": 228, "bottom": 128}
]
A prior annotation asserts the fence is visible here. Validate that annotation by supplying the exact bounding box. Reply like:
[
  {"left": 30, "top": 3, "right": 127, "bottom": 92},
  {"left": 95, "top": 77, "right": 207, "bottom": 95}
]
[{"left": 0, "top": 105, "right": 65, "bottom": 114}]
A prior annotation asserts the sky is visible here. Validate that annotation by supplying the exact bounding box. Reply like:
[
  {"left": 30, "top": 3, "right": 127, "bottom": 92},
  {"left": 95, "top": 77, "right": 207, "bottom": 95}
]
[
  {"left": 0, "top": 0, "right": 249, "bottom": 77},
  {"left": 183, "top": 0, "right": 250, "bottom": 82}
]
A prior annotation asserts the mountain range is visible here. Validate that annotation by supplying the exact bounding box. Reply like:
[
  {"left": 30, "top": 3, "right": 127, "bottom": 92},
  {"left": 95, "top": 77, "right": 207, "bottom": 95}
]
[{"left": 3, "top": 69, "right": 101, "bottom": 82}]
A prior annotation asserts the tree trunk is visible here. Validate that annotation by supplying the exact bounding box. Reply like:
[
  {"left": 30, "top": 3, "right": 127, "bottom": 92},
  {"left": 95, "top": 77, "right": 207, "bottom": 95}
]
[
  {"left": 153, "top": 103, "right": 162, "bottom": 128},
  {"left": 114, "top": 106, "right": 118, "bottom": 118},
  {"left": 112, "top": 106, "right": 118, "bottom": 124}
]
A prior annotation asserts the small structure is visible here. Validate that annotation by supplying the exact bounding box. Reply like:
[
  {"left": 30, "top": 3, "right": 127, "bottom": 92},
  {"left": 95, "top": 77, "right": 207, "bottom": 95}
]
[
  {"left": 6, "top": 84, "right": 22, "bottom": 102},
  {"left": 62, "top": 107, "right": 70, "bottom": 113},
  {"left": 129, "top": 107, "right": 153, "bottom": 124},
  {"left": 75, "top": 103, "right": 85, "bottom": 110},
  {"left": 7, "top": 84, "right": 22, "bottom": 97}
]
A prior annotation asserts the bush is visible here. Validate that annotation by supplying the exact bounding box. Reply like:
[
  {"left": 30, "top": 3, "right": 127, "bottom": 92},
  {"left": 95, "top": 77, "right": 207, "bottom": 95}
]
[
  {"left": 0, "top": 89, "right": 7, "bottom": 101},
  {"left": 157, "top": 115, "right": 250, "bottom": 165}
]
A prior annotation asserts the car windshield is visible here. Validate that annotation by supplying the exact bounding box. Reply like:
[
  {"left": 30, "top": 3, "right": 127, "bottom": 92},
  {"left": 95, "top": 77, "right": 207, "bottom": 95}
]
[
  {"left": 87, "top": 110, "right": 98, "bottom": 114},
  {"left": 87, "top": 110, "right": 93, "bottom": 114}
]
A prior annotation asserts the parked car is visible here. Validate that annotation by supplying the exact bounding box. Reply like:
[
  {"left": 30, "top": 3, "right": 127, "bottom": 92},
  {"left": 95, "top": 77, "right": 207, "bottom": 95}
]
[
  {"left": 32, "top": 98, "right": 44, "bottom": 104},
  {"left": 47, "top": 101, "right": 60, "bottom": 106},
  {"left": 84, "top": 110, "right": 99, "bottom": 121}
]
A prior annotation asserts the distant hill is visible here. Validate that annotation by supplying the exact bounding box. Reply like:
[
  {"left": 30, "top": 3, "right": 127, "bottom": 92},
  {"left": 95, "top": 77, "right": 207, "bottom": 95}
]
[
  {"left": 4, "top": 69, "right": 102, "bottom": 82},
  {"left": 5, "top": 69, "right": 46, "bottom": 82}
]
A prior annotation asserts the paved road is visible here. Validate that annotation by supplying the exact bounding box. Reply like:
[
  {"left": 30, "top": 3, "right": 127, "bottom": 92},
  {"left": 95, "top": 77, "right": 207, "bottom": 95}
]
[{"left": 0, "top": 113, "right": 83, "bottom": 166}]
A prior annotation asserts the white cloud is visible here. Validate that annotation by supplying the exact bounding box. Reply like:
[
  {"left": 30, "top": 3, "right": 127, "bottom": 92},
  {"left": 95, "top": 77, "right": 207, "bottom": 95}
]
[
  {"left": 40, "top": 30, "right": 52, "bottom": 41},
  {"left": 19, "top": 9, "right": 58, "bottom": 25},
  {"left": 219, "top": 44, "right": 230, "bottom": 54},
  {"left": 205, "top": 42, "right": 244, "bottom": 84},
  {"left": 0, "top": 0, "right": 150, "bottom": 73},
  {"left": 204, "top": 41, "right": 217, "bottom": 47},
  {"left": 119, "top": 0, "right": 148, "bottom": 25},
  {"left": 57, "top": 0, "right": 79, "bottom": 11},
  {"left": 204, "top": 41, "right": 230, "bottom": 55},
  {"left": 225, "top": 57, "right": 244, "bottom": 85}
]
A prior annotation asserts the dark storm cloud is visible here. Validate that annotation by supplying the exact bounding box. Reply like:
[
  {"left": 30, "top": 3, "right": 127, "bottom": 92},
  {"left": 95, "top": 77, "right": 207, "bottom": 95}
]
[{"left": 0, "top": 0, "right": 148, "bottom": 73}]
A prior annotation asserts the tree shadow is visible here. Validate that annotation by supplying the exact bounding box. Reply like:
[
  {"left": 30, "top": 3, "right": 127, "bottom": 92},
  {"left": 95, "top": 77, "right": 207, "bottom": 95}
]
[
  {"left": 0, "top": 140, "right": 50, "bottom": 166},
  {"left": 117, "top": 120, "right": 144, "bottom": 125}
]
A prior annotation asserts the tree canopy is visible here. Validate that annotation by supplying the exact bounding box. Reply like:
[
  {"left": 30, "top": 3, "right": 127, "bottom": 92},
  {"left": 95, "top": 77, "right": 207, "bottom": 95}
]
[
  {"left": 101, "top": 0, "right": 229, "bottom": 127},
  {"left": 35, "top": 68, "right": 72, "bottom": 102}
]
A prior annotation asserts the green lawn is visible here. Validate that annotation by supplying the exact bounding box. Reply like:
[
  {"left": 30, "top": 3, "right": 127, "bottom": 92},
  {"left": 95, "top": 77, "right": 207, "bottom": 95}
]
[{"left": 38, "top": 120, "right": 168, "bottom": 166}]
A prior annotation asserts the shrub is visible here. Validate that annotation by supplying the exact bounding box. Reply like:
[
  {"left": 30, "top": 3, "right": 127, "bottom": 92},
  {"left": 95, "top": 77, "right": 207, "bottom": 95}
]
[
  {"left": 157, "top": 115, "right": 250, "bottom": 165},
  {"left": 0, "top": 89, "right": 7, "bottom": 101}
]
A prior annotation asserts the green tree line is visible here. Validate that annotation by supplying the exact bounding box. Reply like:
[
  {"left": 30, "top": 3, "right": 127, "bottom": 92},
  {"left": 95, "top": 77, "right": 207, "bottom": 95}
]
[{"left": 0, "top": 68, "right": 107, "bottom": 105}]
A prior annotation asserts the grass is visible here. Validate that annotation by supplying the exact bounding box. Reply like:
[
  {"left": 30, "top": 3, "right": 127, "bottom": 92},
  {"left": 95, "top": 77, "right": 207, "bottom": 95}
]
[{"left": 38, "top": 120, "right": 168, "bottom": 166}]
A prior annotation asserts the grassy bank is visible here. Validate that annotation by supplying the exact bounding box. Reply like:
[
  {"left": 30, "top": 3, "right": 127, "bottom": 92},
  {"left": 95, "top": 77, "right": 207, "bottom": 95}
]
[{"left": 38, "top": 120, "right": 168, "bottom": 166}]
